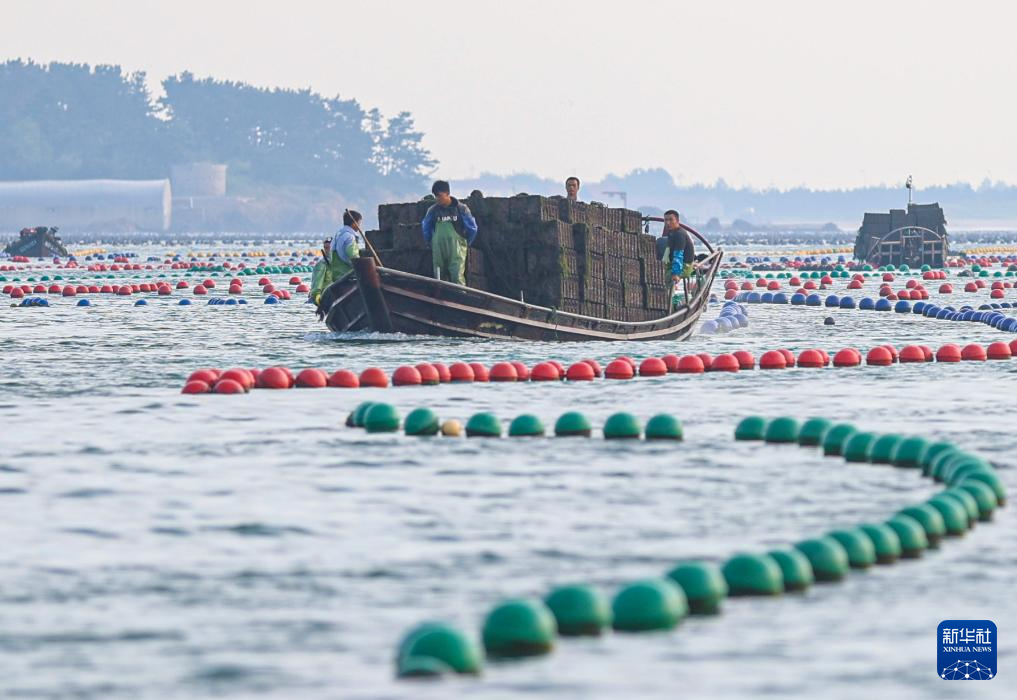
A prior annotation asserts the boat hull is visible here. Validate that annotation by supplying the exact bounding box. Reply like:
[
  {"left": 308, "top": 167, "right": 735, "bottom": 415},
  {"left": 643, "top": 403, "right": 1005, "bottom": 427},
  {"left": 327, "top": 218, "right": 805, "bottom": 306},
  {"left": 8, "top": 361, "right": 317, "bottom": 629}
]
[{"left": 318, "top": 249, "right": 722, "bottom": 342}]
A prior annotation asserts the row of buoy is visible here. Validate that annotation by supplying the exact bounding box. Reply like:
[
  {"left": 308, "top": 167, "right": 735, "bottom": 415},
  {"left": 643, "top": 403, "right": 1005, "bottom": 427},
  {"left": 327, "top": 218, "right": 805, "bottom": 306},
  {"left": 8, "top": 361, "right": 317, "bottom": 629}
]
[
  {"left": 343, "top": 403, "right": 685, "bottom": 439},
  {"left": 700, "top": 301, "right": 749, "bottom": 334},
  {"left": 179, "top": 340, "right": 1017, "bottom": 394},
  {"left": 394, "top": 418, "right": 1004, "bottom": 679}
]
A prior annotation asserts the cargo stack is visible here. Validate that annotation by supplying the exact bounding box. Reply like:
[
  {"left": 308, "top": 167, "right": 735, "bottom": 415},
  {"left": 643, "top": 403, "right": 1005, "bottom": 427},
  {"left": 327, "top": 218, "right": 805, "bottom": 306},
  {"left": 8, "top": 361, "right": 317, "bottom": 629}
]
[{"left": 364, "top": 192, "right": 675, "bottom": 322}]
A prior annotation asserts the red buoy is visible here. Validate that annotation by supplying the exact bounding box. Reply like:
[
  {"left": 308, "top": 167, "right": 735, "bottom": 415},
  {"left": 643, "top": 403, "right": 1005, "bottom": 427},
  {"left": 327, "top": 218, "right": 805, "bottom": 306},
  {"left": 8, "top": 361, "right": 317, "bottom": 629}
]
[
  {"left": 220, "top": 368, "right": 254, "bottom": 390},
  {"left": 710, "top": 353, "right": 740, "bottom": 372},
  {"left": 936, "top": 344, "right": 962, "bottom": 363},
  {"left": 580, "top": 359, "right": 601, "bottom": 377},
  {"left": 677, "top": 355, "right": 705, "bottom": 374},
  {"left": 181, "top": 380, "right": 210, "bottom": 394},
  {"left": 359, "top": 367, "right": 390, "bottom": 387},
  {"left": 1009, "top": 339, "right": 1017, "bottom": 355},
  {"left": 213, "top": 378, "right": 246, "bottom": 394},
  {"left": 415, "top": 363, "right": 440, "bottom": 385},
  {"left": 898, "top": 345, "right": 926, "bottom": 363},
  {"left": 939, "top": 284, "right": 953, "bottom": 294},
  {"left": 986, "top": 341, "right": 1012, "bottom": 360},
  {"left": 964, "top": 282, "right": 978, "bottom": 292},
  {"left": 617, "top": 356, "right": 637, "bottom": 370},
  {"left": 433, "top": 362, "right": 452, "bottom": 383},
  {"left": 797, "top": 349, "right": 825, "bottom": 368},
  {"left": 530, "top": 361, "right": 560, "bottom": 381},
  {"left": 759, "top": 350, "right": 787, "bottom": 369},
  {"left": 392, "top": 365, "right": 422, "bottom": 386},
  {"left": 639, "top": 357, "right": 668, "bottom": 377},
  {"left": 257, "top": 366, "right": 291, "bottom": 389},
  {"left": 566, "top": 361, "right": 595, "bottom": 381},
  {"left": 469, "top": 362, "right": 490, "bottom": 382},
  {"left": 961, "top": 343, "right": 987, "bottom": 361},
  {"left": 489, "top": 362, "right": 519, "bottom": 382},
  {"left": 448, "top": 362, "right": 475, "bottom": 382},
  {"left": 187, "top": 368, "right": 219, "bottom": 385},
  {"left": 990, "top": 289, "right": 1004, "bottom": 299},
  {"left": 882, "top": 344, "right": 899, "bottom": 363},
  {"left": 604, "top": 359, "right": 635, "bottom": 379},
  {"left": 777, "top": 349, "right": 795, "bottom": 367},
  {"left": 511, "top": 361, "right": 530, "bottom": 381},
  {"left": 327, "top": 369, "right": 359, "bottom": 388},
  {"left": 866, "top": 347, "right": 893, "bottom": 366},
  {"left": 696, "top": 353, "right": 714, "bottom": 370},
  {"left": 192, "top": 285, "right": 207, "bottom": 295},
  {"left": 733, "top": 350, "right": 755, "bottom": 369},
  {"left": 661, "top": 354, "right": 680, "bottom": 373},
  {"left": 833, "top": 349, "right": 862, "bottom": 368}
]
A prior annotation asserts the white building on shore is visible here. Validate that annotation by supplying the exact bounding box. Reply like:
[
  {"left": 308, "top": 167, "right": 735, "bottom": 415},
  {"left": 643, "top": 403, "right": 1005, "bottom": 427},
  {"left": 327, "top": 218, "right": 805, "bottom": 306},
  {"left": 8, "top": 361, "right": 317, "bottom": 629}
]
[{"left": 0, "top": 179, "right": 172, "bottom": 232}]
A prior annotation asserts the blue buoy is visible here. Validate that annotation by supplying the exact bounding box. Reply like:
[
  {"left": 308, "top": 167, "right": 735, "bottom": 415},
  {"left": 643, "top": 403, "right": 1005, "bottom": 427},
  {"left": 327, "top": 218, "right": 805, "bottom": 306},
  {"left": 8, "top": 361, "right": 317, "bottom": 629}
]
[
  {"left": 733, "top": 314, "right": 749, "bottom": 328},
  {"left": 264, "top": 296, "right": 279, "bottom": 304},
  {"left": 238, "top": 299, "right": 248, "bottom": 305},
  {"left": 825, "top": 295, "right": 840, "bottom": 307},
  {"left": 226, "top": 298, "right": 238, "bottom": 305},
  {"left": 77, "top": 298, "right": 91, "bottom": 306},
  {"left": 912, "top": 301, "right": 926, "bottom": 314},
  {"left": 894, "top": 300, "right": 910, "bottom": 313},
  {"left": 760, "top": 292, "right": 774, "bottom": 303},
  {"left": 700, "top": 320, "right": 718, "bottom": 335},
  {"left": 936, "top": 308, "right": 952, "bottom": 319},
  {"left": 772, "top": 292, "right": 788, "bottom": 304},
  {"left": 839, "top": 296, "right": 855, "bottom": 309},
  {"left": 923, "top": 305, "right": 939, "bottom": 317},
  {"left": 874, "top": 298, "right": 892, "bottom": 311},
  {"left": 806, "top": 294, "right": 822, "bottom": 306},
  {"left": 716, "top": 316, "right": 733, "bottom": 332},
  {"left": 791, "top": 293, "right": 806, "bottom": 305},
  {"left": 178, "top": 299, "right": 191, "bottom": 306},
  {"left": 859, "top": 297, "right": 875, "bottom": 310},
  {"left": 134, "top": 299, "right": 147, "bottom": 306}
]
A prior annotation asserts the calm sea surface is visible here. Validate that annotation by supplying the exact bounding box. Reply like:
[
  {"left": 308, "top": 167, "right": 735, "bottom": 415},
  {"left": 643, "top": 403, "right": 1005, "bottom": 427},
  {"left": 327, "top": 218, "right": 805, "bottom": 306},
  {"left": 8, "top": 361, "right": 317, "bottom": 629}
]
[{"left": 1, "top": 244, "right": 1014, "bottom": 699}]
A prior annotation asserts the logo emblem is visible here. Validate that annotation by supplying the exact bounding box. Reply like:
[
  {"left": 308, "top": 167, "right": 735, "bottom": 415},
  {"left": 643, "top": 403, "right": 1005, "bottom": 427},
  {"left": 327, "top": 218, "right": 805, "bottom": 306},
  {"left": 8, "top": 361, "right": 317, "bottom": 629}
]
[{"left": 938, "top": 620, "right": 996, "bottom": 680}]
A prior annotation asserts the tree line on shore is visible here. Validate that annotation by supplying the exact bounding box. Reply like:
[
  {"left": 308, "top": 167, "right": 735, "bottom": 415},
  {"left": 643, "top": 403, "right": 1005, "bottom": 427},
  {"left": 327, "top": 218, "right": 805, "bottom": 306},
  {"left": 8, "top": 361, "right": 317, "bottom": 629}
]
[{"left": 0, "top": 59, "right": 436, "bottom": 200}]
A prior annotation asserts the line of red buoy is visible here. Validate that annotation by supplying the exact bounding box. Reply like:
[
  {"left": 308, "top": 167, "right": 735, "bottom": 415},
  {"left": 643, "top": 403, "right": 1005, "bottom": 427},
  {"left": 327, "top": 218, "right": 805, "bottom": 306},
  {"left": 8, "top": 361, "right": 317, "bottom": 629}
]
[{"left": 180, "top": 339, "right": 1017, "bottom": 394}]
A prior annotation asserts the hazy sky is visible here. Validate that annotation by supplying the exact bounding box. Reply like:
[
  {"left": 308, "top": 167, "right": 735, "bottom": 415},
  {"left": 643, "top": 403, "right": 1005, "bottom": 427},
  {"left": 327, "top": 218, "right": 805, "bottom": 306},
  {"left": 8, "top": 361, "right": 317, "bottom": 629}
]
[{"left": 4, "top": 0, "right": 1015, "bottom": 189}]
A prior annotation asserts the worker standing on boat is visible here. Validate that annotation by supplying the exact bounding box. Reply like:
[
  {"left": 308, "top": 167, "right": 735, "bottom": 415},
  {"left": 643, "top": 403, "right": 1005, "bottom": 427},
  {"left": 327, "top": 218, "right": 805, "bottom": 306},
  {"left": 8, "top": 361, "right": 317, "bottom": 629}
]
[
  {"left": 657, "top": 209, "right": 696, "bottom": 291},
  {"left": 421, "top": 181, "right": 478, "bottom": 285},
  {"left": 310, "top": 209, "right": 365, "bottom": 305},
  {"left": 565, "top": 176, "right": 581, "bottom": 201}
]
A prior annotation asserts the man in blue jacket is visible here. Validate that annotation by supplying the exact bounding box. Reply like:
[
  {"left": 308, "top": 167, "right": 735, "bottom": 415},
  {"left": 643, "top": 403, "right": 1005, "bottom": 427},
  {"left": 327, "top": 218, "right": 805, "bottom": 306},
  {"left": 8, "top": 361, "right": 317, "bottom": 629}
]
[{"left": 421, "top": 180, "right": 478, "bottom": 285}]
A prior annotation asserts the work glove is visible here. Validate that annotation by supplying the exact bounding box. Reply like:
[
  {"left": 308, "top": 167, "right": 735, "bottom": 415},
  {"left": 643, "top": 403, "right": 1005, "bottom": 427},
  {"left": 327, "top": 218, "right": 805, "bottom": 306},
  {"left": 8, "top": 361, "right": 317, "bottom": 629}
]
[{"left": 681, "top": 263, "right": 695, "bottom": 279}]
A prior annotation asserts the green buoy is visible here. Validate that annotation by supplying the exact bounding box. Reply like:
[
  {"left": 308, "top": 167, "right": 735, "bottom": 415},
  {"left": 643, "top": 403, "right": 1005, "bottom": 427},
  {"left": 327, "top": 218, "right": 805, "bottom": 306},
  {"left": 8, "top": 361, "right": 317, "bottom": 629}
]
[
  {"left": 866, "top": 433, "right": 903, "bottom": 464},
  {"left": 481, "top": 599, "right": 556, "bottom": 657},
  {"left": 857, "top": 523, "right": 901, "bottom": 564},
  {"left": 842, "top": 432, "right": 878, "bottom": 462},
  {"left": 798, "top": 417, "right": 832, "bottom": 446},
  {"left": 645, "top": 414, "right": 684, "bottom": 441},
  {"left": 929, "top": 448, "right": 962, "bottom": 481},
  {"left": 404, "top": 407, "right": 440, "bottom": 436},
  {"left": 553, "top": 411, "right": 591, "bottom": 437},
  {"left": 764, "top": 416, "right": 800, "bottom": 444},
  {"left": 603, "top": 412, "right": 641, "bottom": 439},
  {"left": 364, "top": 403, "right": 400, "bottom": 433},
  {"left": 397, "top": 656, "right": 454, "bottom": 678},
  {"left": 766, "top": 549, "right": 814, "bottom": 591},
  {"left": 826, "top": 528, "right": 876, "bottom": 569},
  {"left": 794, "top": 537, "right": 849, "bottom": 582},
  {"left": 396, "top": 622, "right": 482, "bottom": 675},
  {"left": 544, "top": 584, "right": 611, "bottom": 636},
  {"left": 735, "top": 416, "right": 767, "bottom": 441},
  {"left": 821, "top": 423, "right": 857, "bottom": 456},
  {"left": 509, "top": 414, "right": 546, "bottom": 437},
  {"left": 897, "top": 505, "right": 946, "bottom": 548},
  {"left": 611, "top": 578, "right": 688, "bottom": 632},
  {"left": 956, "top": 470, "right": 1006, "bottom": 505},
  {"left": 351, "top": 401, "right": 376, "bottom": 427},
  {"left": 942, "top": 455, "right": 991, "bottom": 483},
  {"left": 891, "top": 436, "right": 929, "bottom": 467},
  {"left": 957, "top": 481, "right": 998, "bottom": 521},
  {"left": 920, "top": 441, "right": 956, "bottom": 475},
  {"left": 940, "top": 488, "right": 980, "bottom": 526},
  {"left": 721, "top": 554, "right": 783, "bottom": 596},
  {"left": 466, "top": 412, "right": 502, "bottom": 438},
  {"left": 885, "top": 515, "right": 928, "bottom": 558},
  {"left": 927, "top": 496, "right": 969, "bottom": 536},
  {"left": 666, "top": 561, "right": 728, "bottom": 614}
]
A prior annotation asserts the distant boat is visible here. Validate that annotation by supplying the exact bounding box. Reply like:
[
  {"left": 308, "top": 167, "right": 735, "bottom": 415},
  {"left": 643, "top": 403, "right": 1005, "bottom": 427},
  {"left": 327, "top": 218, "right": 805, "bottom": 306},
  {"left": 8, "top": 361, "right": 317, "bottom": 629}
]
[
  {"left": 854, "top": 203, "right": 948, "bottom": 268},
  {"left": 4, "top": 226, "right": 68, "bottom": 258}
]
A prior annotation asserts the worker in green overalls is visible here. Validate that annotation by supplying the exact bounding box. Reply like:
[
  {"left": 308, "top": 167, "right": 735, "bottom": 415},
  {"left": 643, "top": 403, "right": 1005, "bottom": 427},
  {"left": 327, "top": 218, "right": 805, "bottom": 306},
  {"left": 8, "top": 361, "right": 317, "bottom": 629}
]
[
  {"left": 310, "top": 209, "right": 365, "bottom": 308},
  {"left": 421, "top": 180, "right": 478, "bottom": 285}
]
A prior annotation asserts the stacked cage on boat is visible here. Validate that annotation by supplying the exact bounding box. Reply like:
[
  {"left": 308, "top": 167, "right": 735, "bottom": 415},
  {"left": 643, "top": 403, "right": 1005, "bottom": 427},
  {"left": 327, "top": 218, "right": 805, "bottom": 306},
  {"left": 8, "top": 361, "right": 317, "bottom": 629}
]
[{"left": 364, "top": 193, "right": 673, "bottom": 322}]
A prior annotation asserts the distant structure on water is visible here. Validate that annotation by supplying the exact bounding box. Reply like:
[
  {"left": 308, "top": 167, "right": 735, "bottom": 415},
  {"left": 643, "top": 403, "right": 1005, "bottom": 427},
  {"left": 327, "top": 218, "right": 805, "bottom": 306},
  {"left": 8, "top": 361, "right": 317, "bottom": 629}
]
[
  {"left": 0, "top": 179, "right": 172, "bottom": 232},
  {"left": 853, "top": 202, "right": 949, "bottom": 268}
]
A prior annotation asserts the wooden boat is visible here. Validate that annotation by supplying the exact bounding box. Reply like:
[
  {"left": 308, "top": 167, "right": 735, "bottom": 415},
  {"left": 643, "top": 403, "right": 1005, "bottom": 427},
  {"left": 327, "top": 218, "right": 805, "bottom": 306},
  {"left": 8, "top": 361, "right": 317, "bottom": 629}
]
[
  {"left": 4, "top": 226, "right": 68, "bottom": 258},
  {"left": 317, "top": 223, "right": 722, "bottom": 341}
]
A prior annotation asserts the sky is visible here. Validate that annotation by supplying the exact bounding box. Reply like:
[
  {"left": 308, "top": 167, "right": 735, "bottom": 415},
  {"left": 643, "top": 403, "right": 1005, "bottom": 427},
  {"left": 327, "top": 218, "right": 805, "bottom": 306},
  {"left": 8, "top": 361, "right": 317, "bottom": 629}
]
[{"left": 3, "top": 0, "right": 1016, "bottom": 190}]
